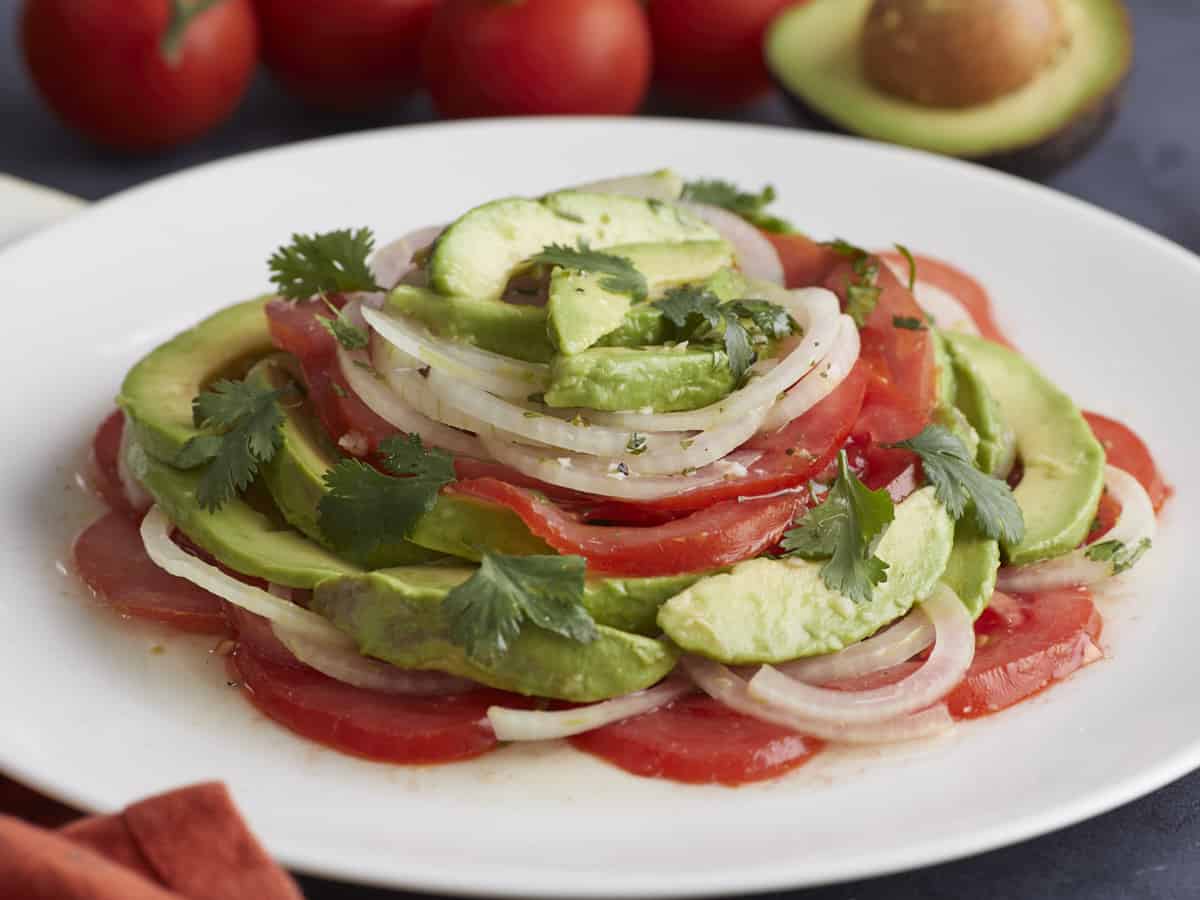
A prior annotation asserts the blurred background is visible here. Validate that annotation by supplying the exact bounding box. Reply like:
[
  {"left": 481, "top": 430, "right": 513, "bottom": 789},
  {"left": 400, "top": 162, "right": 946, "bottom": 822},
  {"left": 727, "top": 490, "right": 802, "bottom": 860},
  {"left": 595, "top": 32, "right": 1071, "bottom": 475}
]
[{"left": 1, "top": 2, "right": 1198, "bottom": 899}]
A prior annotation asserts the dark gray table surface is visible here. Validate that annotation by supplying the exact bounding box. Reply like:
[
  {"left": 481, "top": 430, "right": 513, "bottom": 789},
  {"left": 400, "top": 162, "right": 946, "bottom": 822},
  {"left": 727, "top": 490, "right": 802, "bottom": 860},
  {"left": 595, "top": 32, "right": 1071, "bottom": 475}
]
[{"left": 3, "top": 1, "right": 1198, "bottom": 898}]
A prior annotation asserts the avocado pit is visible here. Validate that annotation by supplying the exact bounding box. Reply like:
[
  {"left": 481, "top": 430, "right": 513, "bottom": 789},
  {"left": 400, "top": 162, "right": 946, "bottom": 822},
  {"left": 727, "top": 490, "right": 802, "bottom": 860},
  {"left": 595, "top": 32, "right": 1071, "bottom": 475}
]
[{"left": 861, "top": 0, "right": 1069, "bottom": 108}]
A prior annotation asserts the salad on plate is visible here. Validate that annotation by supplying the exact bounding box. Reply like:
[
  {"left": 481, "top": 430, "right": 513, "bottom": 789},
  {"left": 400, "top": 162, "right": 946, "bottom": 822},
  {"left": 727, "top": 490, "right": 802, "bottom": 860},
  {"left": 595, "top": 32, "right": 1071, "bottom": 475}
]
[{"left": 73, "top": 171, "right": 1169, "bottom": 785}]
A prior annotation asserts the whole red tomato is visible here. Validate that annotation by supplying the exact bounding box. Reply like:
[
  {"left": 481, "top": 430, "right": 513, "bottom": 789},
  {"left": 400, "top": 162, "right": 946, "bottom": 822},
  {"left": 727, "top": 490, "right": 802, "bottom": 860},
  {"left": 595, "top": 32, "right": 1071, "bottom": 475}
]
[
  {"left": 255, "top": 0, "right": 436, "bottom": 111},
  {"left": 21, "top": 0, "right": 258, "bottom": 152},
  {"left": 649, "top": 0, "right": 800, "bottom": 108},
  {"left": 423, "top": 0, "right": 652, "bottom": 118}
]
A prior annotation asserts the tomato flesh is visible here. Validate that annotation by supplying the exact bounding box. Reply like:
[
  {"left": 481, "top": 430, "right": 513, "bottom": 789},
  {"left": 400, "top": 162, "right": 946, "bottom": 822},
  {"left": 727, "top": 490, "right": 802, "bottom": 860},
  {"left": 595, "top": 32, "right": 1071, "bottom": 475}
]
[
  {"left": 1083, "top": 411, "right": 1171, "bottom": 511},
  {"left": 87, "top": 409, "right": 140, "bottom": 520},
  {"left": 229, "top": 645, "right": 518, "bottom": 765},
  {"left": 570, "top": 694, "right": 822, "bottom": 785},
  {"left": 879, "top": 252, "right": 1015, "bottom": 348},
  {"left": 73, "top": 511, "right": 229, "bottom": 635}
]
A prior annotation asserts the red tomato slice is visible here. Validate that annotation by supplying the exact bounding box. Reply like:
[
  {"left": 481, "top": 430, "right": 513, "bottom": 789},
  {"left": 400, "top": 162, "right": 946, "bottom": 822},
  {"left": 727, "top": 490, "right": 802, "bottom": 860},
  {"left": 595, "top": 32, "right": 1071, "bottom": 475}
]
[
  {"left": 879, "top": 251, "right": 1015, "bottom": 348},
  {"left": 570, "top": 693, "right": 822, "bottom": 785},
  {"left": 1083, "top": 411, "right": 1171, "bottom": 512},
  {"left": 229, "top": 646, "right": 519, "bottom": 764},
  {"left": 824, "top": 260, "right": 937, "bottom": 444},
  {"left": 762, "top": 231, "right": 842, "bottom": 289},
  {"left": 449, "top": 478, "right": 806, "bottom": 576},
  {"left": 73, "top": 511, "right": 229, "bottom": 635},
  {"left": 87, "top": 409, "right": 140, "bottom": 520}
]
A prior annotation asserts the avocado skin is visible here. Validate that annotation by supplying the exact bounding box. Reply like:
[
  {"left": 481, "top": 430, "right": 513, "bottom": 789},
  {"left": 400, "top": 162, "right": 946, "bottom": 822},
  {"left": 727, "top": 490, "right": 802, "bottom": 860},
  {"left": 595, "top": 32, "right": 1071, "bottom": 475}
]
[
  {"left": 312, "top": 570, "right": 679, "bottom": 701},
  {"left": 766, "top": 0, "right": 1131, "bottom": 177},
  {"left": 942, "top": 332, "right": 1104, "bottom": 565}
]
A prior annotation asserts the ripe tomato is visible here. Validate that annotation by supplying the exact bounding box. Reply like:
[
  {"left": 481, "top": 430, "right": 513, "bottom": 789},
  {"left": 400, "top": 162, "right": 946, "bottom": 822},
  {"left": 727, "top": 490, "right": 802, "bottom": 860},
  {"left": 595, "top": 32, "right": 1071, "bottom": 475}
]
[
  {"left": 648, "top": 0, "right": 801, "bottom": 108},
  {"left": 21, "top": 0, "right": 258, "bottom": 152},
  {"left": 254, "top": 0, "right": 435, "bottom": 111},
  {"left": 1083, "top": 411, "right": 1171, "bottom": 512},
  {"left": 422, "top": 0, "right": 652, "bottom": 118}
]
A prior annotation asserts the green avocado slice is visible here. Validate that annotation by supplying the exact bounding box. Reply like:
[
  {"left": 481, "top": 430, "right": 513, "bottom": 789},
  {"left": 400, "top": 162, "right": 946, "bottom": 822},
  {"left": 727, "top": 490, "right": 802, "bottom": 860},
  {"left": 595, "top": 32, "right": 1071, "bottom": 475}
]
[
  {"left": 545, "top": 346, "right": 737, "bottom": 413},
  {"left": 386, "top": 286, "right": 555, "bottom": 364},
  {"left": 658, "top": 487, "right": 954, "bottom": 664},
  {"left": 312, "top": 569, "right": 679, "bottom": 701},
  {"left": 948, "top": 341, "right": 1018, "bottom": 478},
  {"left": 942, "top": 332, "right": 1104, "bottom": 565},
  {"left": 940, "top": 519, "right": 1001, "bottom": 621},
  {"left": 766, "top": 0, "right": 1131, "bottom": 167}
]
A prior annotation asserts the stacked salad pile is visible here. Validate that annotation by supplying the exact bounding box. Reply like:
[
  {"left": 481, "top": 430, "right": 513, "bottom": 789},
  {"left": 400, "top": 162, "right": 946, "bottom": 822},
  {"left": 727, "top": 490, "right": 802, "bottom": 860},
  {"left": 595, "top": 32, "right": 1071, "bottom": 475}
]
[{"left": 75, "top": 171, "right": 1166, "bottom": 784}]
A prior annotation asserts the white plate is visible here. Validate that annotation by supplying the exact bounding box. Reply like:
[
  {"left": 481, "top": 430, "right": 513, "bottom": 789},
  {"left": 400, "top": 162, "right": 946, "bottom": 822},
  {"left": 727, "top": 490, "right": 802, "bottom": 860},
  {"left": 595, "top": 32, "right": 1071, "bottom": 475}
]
[{"left": 1, "top": 119, "right": 1197, "bottom": 898}]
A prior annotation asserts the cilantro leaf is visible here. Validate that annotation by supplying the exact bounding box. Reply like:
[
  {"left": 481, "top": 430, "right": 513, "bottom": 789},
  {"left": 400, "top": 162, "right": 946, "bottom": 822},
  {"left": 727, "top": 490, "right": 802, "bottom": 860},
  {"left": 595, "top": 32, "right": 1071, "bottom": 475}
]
[
  {"left": 176, "top": 378, "right": 289, "bottom": 511},
  {"left": 825, "top": 238, "right": 870, "bottom": 261},
  {"left": 722, "top": 311, "right": 756, "bottom": 384},
  {"left": 318, "top": 435, "right": 455, "bottom": 566},
  {"left": 781, "top": 451, "right": 894, "bottom": 604},
  {"left": 528, "top": 241, "right": 647, "bottom": 301},
  {"left": 681, "top": 179, "right": 795, "bottom": 233},
  {"left": 892, "top": 315, "right": 927, "bottom": 331},
  {"left": 626, "top": 432, "right": 648, "bottom": 456},
  {"left": 442, "top": 553, "right": 596, "bottom": 664},
  {"left": 318, "top": 301, "right": 370, "bottom": 350},
  {"left": 729, "top": 299, "right": 796, "bottom": 339},
  {"left": 894, "top": 243, "right": 917, "bottom": 291},
  {"left": 1085, "top": 537, "right": 1151, "bottom": 575},
  {"left": 653, "top": 285, "right": 724, "bottom": 338},
  {"left": 269, "top": 228, "right": 381, "bottom": 300},
  {"left": 887, "top": 425, "right": 1025, "bottom": 543}
]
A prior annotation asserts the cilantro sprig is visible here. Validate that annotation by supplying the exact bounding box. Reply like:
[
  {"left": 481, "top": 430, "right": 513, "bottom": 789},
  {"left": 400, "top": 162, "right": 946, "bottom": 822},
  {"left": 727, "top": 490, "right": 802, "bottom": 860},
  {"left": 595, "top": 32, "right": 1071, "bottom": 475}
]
[
  {"left": 269, "top": 228, "right": 382, "bottom": 300},
  {"left": 174, "top": 378, "right": 292, "bottom": 512},
  {"left": 652, "top": 285, "right": 794, "bottom": 383},
  {"left": 318, "top": 435, "right": 456, "bottom": 566},
  {"left": 528, "top": 241, "right": 648, "bottom": 301},
  {"left": 781, "top": 451, "right": 895, "bottom": 604},
  {"left": 681, "top": 179, "right": 795, "bottom": 233},
  {"left": 442, "top": 552, "right": 597, "bottom": 664},
  {"left": 318, "top": 299, "right": 370, "bottom": 351},
  {"left": 887, "top": 425, "right": 1025, "bottom": 543},
  {"left": 1085, "top": 537, "right": 1151, "bottom": 575}
]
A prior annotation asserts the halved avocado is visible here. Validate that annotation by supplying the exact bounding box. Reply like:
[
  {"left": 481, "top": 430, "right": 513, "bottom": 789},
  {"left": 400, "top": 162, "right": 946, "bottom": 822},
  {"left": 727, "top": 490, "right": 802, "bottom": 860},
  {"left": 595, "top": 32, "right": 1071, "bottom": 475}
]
[{"left": 766, "top": 0, "right": 1131, "bottom": 174}]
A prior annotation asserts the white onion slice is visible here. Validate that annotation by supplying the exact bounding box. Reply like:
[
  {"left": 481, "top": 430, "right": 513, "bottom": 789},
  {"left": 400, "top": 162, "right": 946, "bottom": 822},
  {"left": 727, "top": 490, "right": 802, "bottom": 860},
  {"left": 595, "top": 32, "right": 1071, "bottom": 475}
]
[
  {"left": 882, "top": 259, "right": 980, "bottom": 335},
  {"left": 487, "top": 677, "right": 692, "bottom": 741},
  {"left": 587, "top": 289, "right": 842, "bottom": 433},
  {"left": 997, "top": 465, "right": 1156, "bottom": 592},
  {"left": 337, "top": 339, "right": 482, "bottom": 458},
  {"left": 571, "top": 173, "right": 682, "bottom": 201},
  {"left": 679, "top": 202, "right": 784, "bottom": 285},
  {"left": 480, "top": 434, "right": 762, "bottom": 501},
  {"left": 140, "top": 506, "right": 351, "bottom": 647},
  {"left": 759, "top": 314, "right": 860, "bottom": 432},
  {"left": 371, "top": 336, "right": 484, "bottom": 436},
  {"left": 747, "top": 585, "right": 973, "bottom": 725},
  {"left": 370, "top": 225, "right": 443, "bottom": 290},
  {"left": 363, "top": 305, "right": 549, "bottom": 400},
  {"left": 682, "top": 656, "right": 953, "bottom": 744},
  {"left": 776, "top": 609, "right": 935, "bottom": 684},
  {"left": 271, "top": 621, "right": 473, "bottom": 696}
]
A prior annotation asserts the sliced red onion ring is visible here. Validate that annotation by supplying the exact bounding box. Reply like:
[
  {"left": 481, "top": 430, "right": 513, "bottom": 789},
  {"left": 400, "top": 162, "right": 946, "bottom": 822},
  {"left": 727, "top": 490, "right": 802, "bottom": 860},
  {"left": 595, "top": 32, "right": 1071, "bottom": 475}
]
[
  {"left": 759, "top": 314, "right": 860, "bottom": 432},
  {"left": 370, "top": 224, "right": 443, "bottom": 290},
  {"left": 997, "top": 465, "right": 1156, "bottom": 592},
  {"left": 271, "top": 620, "right": 474, "bottom": 697},
  {"left": 681, "top": 656, "right": 953, "bottom": 744},
  {"left": 881, "top": 259, "right": 980, "bottom": 335},
  {"left": 487, "top": 677, "right": 693, "bottom": 741},
  {"left": 363, "top": 304, "right": 549, "bottom": 400},
  {"left": 775, "top": 609, "right": 935, "bottom": 684},
  {"left": 747, "top": 584, "right": 974, "bottom": 724},
  {"left": 679, "top": 202, "right": 784, "bottom": 285}
]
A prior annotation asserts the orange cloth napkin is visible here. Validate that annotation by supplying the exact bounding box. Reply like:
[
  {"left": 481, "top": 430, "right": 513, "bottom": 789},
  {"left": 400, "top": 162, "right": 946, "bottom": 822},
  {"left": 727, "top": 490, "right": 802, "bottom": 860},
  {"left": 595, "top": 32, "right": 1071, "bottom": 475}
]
[{"left": 0, "top": 779, "right": 303, "bottom": 900}]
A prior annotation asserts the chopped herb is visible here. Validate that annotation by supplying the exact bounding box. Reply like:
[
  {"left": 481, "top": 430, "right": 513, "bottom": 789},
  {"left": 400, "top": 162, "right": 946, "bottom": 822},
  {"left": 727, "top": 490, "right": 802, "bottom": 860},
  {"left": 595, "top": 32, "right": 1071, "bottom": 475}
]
[
  {"left": 626, "top": 432, "right": 648, "bottom": 456},
  {"left": 320, "top": 311, "right": 370, "bottom": 350},
  {"left": 268, "top": 228, "right": 381, "bottom": 300},
  {"left": 317, "top": 435, "right": 455, "bottom": 566},
  {"left": 825, "top": 238, "right": 870, "bottom": 261},
  {"left": 892, "top": 316, "right": 927, "bottom": 331},
  {"left": 681, "top": 179, "right": 795, "bottom": 233},
  {"left": 330, "top": 382, "right": 348, "bottom": 398},
  {"left": 523, "top": 410, "right": 542, "bottom": 419},
  {"left": 894, "top": 243, "right": 917, "bottom": 291},
  {"left": 680, "top": 437, "right": 696, "bottom": 450},
  {"left": 351, "top": 359, "right": 380, "bottom": 377},
  {"left": 442, "top": 553, "right": 596, "bottom": 665},
  {"left": 781, "top": 451, "right": 894, "bottom": 604},
  {"left": 886, "top": 425, "right": 1025, "bottom": 543},
  {"left": 528, "top": 240, "right": 647, "bottom": 301},
  {"left": 729, "top": 298, "right": 797, "bottom": 340},
  {"left": 1085, "top": 537, "right": 1151, "bottom": 575},
  {"left": 174, "top": 378, "right": 291, "bottom": 511}
]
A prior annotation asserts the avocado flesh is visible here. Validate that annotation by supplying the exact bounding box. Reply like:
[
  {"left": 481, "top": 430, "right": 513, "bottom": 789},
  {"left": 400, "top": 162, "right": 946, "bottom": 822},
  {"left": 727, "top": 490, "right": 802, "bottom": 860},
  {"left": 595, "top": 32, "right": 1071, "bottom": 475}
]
[
  {"left": 429, "top": 192, "right": 718, "bottom": 302},
  {"left": 658, "top": 487, "right": 954, "bottom": 664},
  {"left": 766, "top": 0, "right": 1130, "bottom": 164},
  {"left": 545, "top": 346, "right": 737, "bottom": 413},
  {"left": 548, "top": 241, "right": 734, "bottom": 355},
  {"left": 386, "top": 286, "right": 555, "bottom": 364},
  {"left": 931, "top": 330, "right": 981, "bottom": 459},
  {"left": 118, "top": 297, "right": 276, "bottom": 464},
  {"left": 942, "top": 332, "right": 1103, "bottom": 565},
  {"left": 312, "top": 570, "right": 679, "bottom": 701},
  {"left": 941, "top": 519, "right": 1001, "bottom": 620},
  {"left": 949, "top": 342, "right": 1018, "bottom": 479}
]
